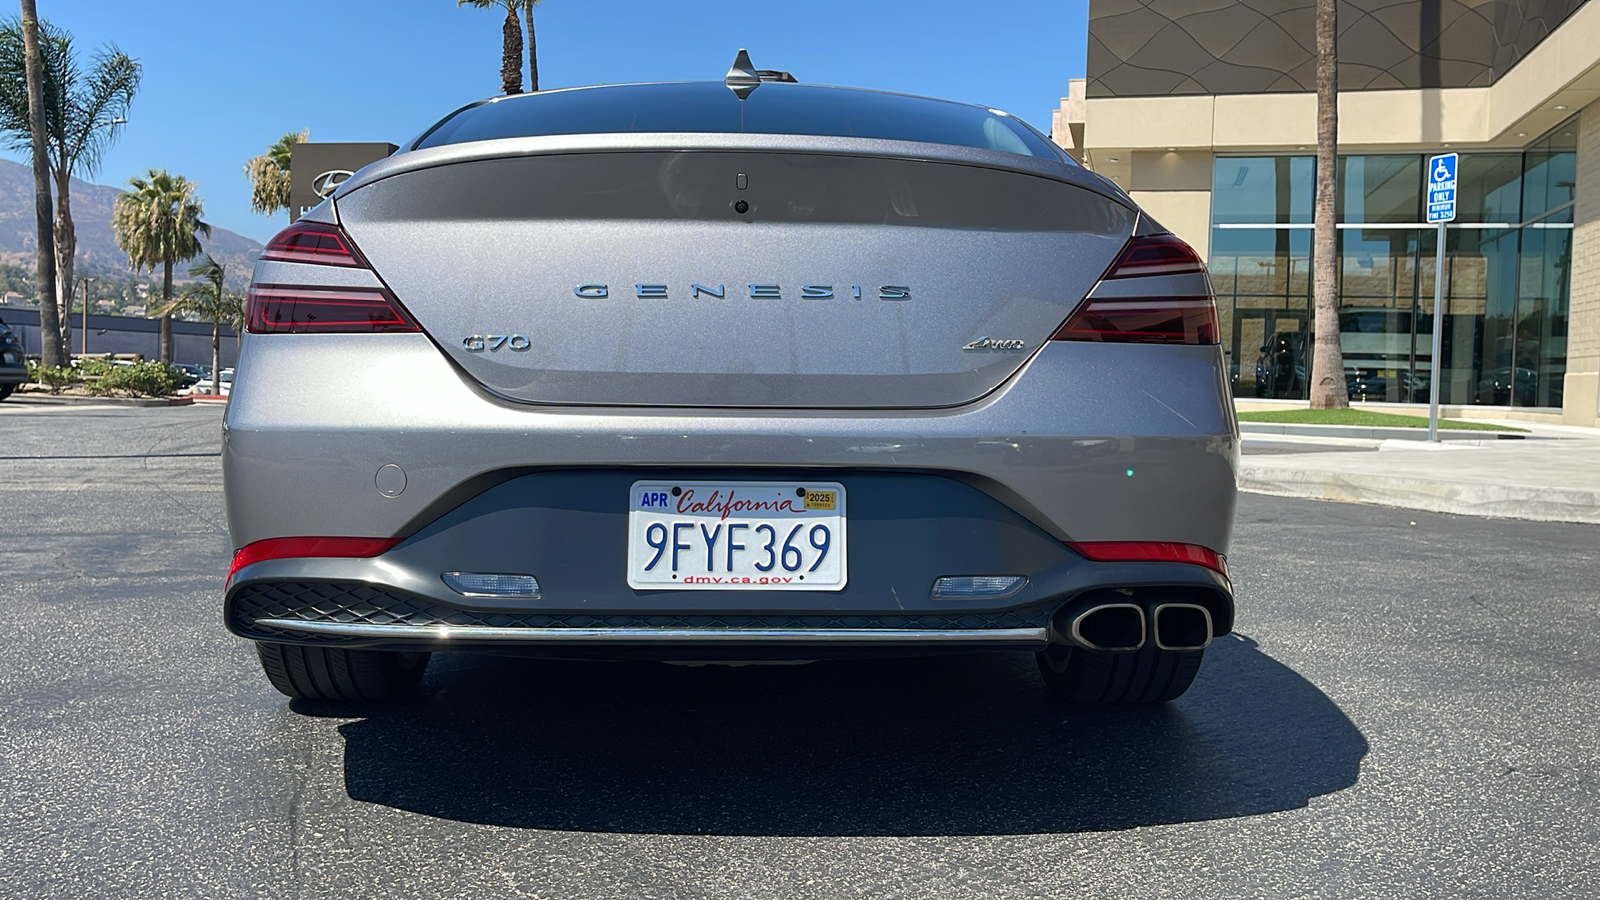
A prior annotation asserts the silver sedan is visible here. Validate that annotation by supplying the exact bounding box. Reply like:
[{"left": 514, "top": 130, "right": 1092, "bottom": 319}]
[{"left": 223, "top": 57, "right": 1238, "bottom": 705}]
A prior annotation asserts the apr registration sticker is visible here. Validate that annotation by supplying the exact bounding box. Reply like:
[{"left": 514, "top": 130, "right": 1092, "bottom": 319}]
[{"left": 803, "top": 490, "right": 837, "bottom": 511}]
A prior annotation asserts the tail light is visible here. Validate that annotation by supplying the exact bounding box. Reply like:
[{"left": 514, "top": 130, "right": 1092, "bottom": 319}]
[
  {"left": 1053, "top": 234, "right": 1218, "bottom": 345},
  {"left": 227, "top": 536, "right": 400, "bottom": 585},
  {"left": 1067, "top": 541, "right": 1228, "bottom": 578},
  {"left": 248, "top": 220, "right": 418, "bottom": 334},
  {"left": 260, "top": 219, "right": 365, "bottom": 267},
  {"left": 247, "top": 286, "right": 418, "bottom": 334}
]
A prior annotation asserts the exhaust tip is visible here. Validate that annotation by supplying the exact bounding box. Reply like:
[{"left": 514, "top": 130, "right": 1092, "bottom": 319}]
[
  {"left": 1069, "top": 603, "right": 1146, "bottom": 652},
  {"left": 1152, "top": 603, "right": 1212, "bottom": 651}
]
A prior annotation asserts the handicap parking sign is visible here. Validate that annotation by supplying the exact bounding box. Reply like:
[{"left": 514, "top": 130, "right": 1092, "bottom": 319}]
[{"left": 1427, "top": 153, "right": 1458, "bottom": 223}]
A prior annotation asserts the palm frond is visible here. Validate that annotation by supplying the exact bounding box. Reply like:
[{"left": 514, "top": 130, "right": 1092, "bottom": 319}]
[
  {"left": 60, "top": 44, "right": 139, "bottom": 178},
  {"left": 243, "top": 129, "right": 305, "bottom": 215}
]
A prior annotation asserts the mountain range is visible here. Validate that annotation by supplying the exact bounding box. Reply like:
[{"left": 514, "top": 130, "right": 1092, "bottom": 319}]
[{"left": 0, "top": 158, "right": 265, "bottom": 292}]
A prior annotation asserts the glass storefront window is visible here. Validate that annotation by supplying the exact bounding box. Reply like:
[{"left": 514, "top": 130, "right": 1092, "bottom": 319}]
[
  {"left": 1211, "top": 226, "right": 1311, "bottom": 398},
  {"left": 1338, "top": 156, "right": 1419, "bottom": 223},
  {"left": 1515, "top": 207, "right": 1572, "bottom": 409},
  {"left": 1212, "top": 157, "right": 1314, "bottom": 225},
  {"left": 1453, "top": 154, "right": 1521, "bottom": 223},
  {"left": 1210, "top": 118, "right": 1578, "bottom": 408}
]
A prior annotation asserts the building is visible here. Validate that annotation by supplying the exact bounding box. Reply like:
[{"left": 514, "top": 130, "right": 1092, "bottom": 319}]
[
  {"left": 0, "top": 304, "right": 239, "bottom": 369},
  {"left": 1059, "top": 0, "right": 1599, "bottom": 425}
]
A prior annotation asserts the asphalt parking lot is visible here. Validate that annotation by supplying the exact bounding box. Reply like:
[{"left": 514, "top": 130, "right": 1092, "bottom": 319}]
[{"left": 2, "top": 400, "right": 1597, "bottom": 898}]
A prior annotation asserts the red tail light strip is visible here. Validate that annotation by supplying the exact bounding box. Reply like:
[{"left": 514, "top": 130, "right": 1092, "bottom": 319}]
[
  {"left": 1104, "top": 233, "right": 1207, "bottom": 278},
  {"left": 259, "top": 220, "right": 365, "bottom": 267},
  {"left": 227, "top": 536, "right": 400, "bottom": 585},
  {"left": 1053, "top": 233, "right": 1218, "bottom": 345},
  {"left": 1052, "top": 298, "right": 1218, "bottom": 345},
  {"left": 246, "top": 285, "right": 419, "bottom": 334},
  {"left": 1066, "top": 541, "right": 1229, "bottom": 578}
]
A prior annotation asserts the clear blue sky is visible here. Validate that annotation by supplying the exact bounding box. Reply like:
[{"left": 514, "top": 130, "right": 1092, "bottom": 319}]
[{"left": 12, "top": 0, "right": 1088, "bottom": 244}]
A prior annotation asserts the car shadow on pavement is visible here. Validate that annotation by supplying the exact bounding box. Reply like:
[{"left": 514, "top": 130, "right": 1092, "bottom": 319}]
[{"left": 322, "top": 633, "right": 1366, "bottom": 836}]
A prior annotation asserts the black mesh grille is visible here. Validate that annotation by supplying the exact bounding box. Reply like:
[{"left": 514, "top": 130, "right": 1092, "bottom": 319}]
[{"left": 230, "top": 581, "right": 1051, "bottom": 643}]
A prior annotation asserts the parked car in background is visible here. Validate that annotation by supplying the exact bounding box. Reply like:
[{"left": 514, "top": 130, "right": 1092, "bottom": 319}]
[
  {"left": 172, "top": 364, "right": 206, "bottom": 387},
  {"left": 0, "top": 318, "right": 24, "bottom": 401}
]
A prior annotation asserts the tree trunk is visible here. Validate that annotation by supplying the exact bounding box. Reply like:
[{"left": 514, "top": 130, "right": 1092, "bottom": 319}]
[
  {"left": 19, "top": 0, "right": 62, "bottom": 368},
  {"left": 1308, "top": 0, "right": 1348, "bottom": 409},
  {"left": 54, "top": 168, "right": 75, "bottom": 358},
  {"left": 211, "top": 320, "right": 220, "bottom": 395},
  {"left": 501, "top": 7, "right": 523, "bottom": 95},
  {"left": 159, "top": 258, "right": 173, "bottom": 363},
  {"left": 525, "top": 0, "right": 538, "bottom": 92}
]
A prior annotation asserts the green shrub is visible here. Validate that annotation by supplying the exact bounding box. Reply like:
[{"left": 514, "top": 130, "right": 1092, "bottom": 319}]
[
  {"left": 87, "top": 361, "right": 182, "bottom": 398},
  {"left": 28, "top": 361, "right": 75, "bottom": 394},
  {"left": 75, "top": 357, "right": 117, "bottom": 378}
]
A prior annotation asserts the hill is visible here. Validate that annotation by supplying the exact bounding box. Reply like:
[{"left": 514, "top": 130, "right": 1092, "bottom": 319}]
[{"left": 0, "top": 158, "right": 264, "bottom": 293}]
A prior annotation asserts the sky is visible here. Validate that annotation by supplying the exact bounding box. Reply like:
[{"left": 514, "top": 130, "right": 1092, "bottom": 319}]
[{"left": 8, "top": 0, "right": 1089, "bottom": 244}]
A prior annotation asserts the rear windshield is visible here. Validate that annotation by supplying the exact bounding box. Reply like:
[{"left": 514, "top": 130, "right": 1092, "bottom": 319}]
[{"left": 411, "top": 82, "right": 1066, "bottom": 160}]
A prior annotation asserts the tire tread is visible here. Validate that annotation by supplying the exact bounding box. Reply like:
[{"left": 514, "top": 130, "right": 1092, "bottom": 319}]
[
  {"left": 254, "top": 643, "right": 429, "bottom": 701},
  {"left": 1036, "top": 643, "right": 1203, "bottom": 705}
]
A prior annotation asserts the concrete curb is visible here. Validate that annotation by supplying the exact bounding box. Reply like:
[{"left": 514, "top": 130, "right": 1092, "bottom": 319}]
[
  {"left": 1238, "top": 464, "right": 1600, "bottom": 524},
  {"left": 1239, "top": 422, "right": 1532, "bottom": 441},
  {"left": 9, "top": 392, "right": 193, "bottom": 408}
]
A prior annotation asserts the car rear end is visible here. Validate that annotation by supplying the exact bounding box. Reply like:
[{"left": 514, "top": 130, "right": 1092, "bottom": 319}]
[
  {"left": 0, "top": 322, "right": 25, "bottom": 400},
  {"left": 222, "top": 80, "right": 1238, "bottom": 704}
]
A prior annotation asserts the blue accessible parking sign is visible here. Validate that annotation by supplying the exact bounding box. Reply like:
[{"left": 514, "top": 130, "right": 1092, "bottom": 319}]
[{"left": 1427, "top": 153, "right": 1458, "bottom": 223}]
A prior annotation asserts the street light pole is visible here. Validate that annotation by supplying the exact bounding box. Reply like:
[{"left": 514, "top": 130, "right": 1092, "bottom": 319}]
[{"left": 80, "top": 276, "right": 93, "bottom": 356}]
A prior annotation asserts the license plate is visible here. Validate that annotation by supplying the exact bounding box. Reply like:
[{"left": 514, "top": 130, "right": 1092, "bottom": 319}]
[{"left": 627, "top": 481, "right": 847, "bottom": 591}]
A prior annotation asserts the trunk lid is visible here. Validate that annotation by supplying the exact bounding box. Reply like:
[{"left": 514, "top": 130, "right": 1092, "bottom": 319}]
[{"left": 335, "top": 151, "right": 1134, "bottom": 408}]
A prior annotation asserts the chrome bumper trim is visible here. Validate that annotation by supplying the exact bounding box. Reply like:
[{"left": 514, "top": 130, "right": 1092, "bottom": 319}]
[{"left": 254, "top": 618, "right": 1050, "bottom": 645}]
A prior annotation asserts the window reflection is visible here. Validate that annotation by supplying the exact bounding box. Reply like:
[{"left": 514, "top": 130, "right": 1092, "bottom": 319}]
[{"left": 1210, "top": 118, "right": 1577, "bottom": 408}]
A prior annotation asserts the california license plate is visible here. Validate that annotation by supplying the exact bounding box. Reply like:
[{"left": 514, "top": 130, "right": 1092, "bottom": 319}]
[{"left": 627, "top": 481, "right": 847, "bottom": 591}]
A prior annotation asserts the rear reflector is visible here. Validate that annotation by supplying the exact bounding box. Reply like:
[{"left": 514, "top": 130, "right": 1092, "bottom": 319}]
[
  {"left": 246, "top": 285, "right": 419, "bottom": 334},
  {"left": 259, "top": 220, "right": 365, "bottom": 267},
  {"left": 442, "top": 572, "right": 542, "bottom": 599},
  {"left": 1066, "top": 541, "right": 1229, "bottom": 578},
  {"left": 1053, "top": 233, "right": 1218, "bottom": 345},
  {"left": 1104, "top": 234, "right": 1206, "bottom": 279},
  {"left": 227, "top": 536, "right": 400, "bottom": 584},
  {"left": 930, "top": 575, "right": 1027, "bottom": 600}
]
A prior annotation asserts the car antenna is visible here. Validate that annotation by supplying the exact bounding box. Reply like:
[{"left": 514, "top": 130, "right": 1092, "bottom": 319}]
[
  {"left": 725, "top": 49, "right": 761, "bottom": 99},
  {"left": 725, "top": 49, "right": 797, "bottom": 99}
]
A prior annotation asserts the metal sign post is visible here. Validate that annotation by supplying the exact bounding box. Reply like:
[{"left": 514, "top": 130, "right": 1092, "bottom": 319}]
[{"left": 1425, "top": 153, "right": 1458, "bottom": 442}]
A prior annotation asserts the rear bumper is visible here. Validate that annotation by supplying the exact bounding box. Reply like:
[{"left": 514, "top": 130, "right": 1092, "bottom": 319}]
[
  {"left": 0, "top": 363, "right": 26, "bottom": 386},
  {"left": 223, "top": 336, "right": 1240, "bottom": 552},
  {"left": 225, "top": 568, "right": 1229, "bottom": 655},
  {"left": 224, "top": 471, "right": 1234, "bottom": 654}
]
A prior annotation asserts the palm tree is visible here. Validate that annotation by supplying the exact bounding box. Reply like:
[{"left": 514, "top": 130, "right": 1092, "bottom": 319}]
[
  {"left": 0, "top": 17, "right": 140, "bottom": 360},
  {"left": 1308, "top": 0, "right": 1348, "bottom": 409},
  {"left": 244, "top": 129, "right": 306, "bottom": 217},
  {"left": 111, "top": 170, "right": 209, "bottom": 363},
  {"left": 152, "top": 255, "right": 240, "bottom": 396},
  {"left": 458, "top": 0, "right": 523, "bottom": 95},
  {"left": 523, "top": 0, "right": 541, "bottom": 91},
  {"left": 10, "top": 1, "right": 60, "bottom": 367}
]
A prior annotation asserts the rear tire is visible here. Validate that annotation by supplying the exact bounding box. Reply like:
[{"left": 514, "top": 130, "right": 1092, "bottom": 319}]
[
  {"left": 0, "top": 384, "right": 14, "bottom": 401},
  {"left": 1036, "top": 643, "right": 1203, "bottom": 704},
  {"left": 255, "top": 642, "right": 430, "bottom": 701}
]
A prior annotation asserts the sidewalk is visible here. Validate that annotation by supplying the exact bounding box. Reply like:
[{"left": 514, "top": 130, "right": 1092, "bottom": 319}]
[{"left": 1240, "top": 421, "right": 1600, "bottom": 524}]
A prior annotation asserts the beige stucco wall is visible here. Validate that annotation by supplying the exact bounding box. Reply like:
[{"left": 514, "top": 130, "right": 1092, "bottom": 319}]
[
  {"left": 1565, "top": 99, "right": 1600, "bottom": 427},
  {"left": 1127, "top": 190, "right": 1212, "bottom": 261},
  {"left": 1081, "top": 0, "right": 1600, "bottom": 159}
]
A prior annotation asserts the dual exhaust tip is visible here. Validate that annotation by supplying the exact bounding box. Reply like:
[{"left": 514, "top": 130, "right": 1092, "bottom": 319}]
[{"left": 1062, "top": 600, "right": 1213, "bottom": 653}]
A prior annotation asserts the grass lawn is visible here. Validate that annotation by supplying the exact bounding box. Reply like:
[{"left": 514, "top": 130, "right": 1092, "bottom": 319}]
[{"left": 1237, "top": 408, "right": 1526, "bottom": 432}]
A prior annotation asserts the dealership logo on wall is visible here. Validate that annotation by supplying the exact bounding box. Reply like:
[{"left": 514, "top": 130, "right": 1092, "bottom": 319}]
[{"left": 290, "top": 143, "right": 396, "bottom": 221}]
